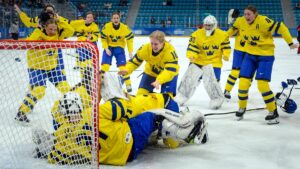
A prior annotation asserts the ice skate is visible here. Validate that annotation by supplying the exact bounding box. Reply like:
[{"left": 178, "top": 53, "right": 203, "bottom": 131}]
[
  {"left": 265, "top": 109, "right": 279, "bottom": 124},
  {"left": 236, "top": 108, "right": 246, "bottom": 121},
  {"left": 15, "top": 111, "right": 30, "bottom": 124},
  {"left": 224, "top": 90, "right": 231, "bottom": 100}
]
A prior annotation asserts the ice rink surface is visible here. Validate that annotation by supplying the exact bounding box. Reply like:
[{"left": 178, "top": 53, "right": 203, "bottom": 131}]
[{"left": 1, "top": 37, "right": 300, "bottom": 169}]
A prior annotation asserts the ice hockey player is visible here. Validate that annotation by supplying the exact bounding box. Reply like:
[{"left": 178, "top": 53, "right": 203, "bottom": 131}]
[
  {"left": 233, "top": 5, "right": 298, "bottom": 124},
  {"left": 100, "top": 11, "right": 134, "bottom": 92},
  {"left": 174, "top": 15, "right": 231, "bottom": 109},
  {"left": 223, "top": 9, "right": 250, "bottom": 100},
  {"left": 118, "top": 30, "right": 179, "bottom": 97},
  {"left": 15, "top": 13, "right": 74, "bottom": 124},
  {"left": 69, "top": 11, "right": 100, "bottom": 72},
  {"left": 32, "top": 72, "right": 208, "bottom": 166}
]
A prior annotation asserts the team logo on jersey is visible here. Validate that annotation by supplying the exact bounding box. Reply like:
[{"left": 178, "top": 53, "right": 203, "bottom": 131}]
[
  {"left": 206, "top": 51, "right": 214, "bottom": 56},
  {"left": 212, "top": 45, "right": 219, "bottom": 49},
  {"left": 251, "top": 35, "right": 260, "bottom": 41},
  {"left": 240, "top": 40, "right": 246, "bottom": 47},
  {"left": 202, "top": 45, "right": 209, "bottom": 50},
  {"left": 125, "top": 132, "right": 132, "bottom": 143},
  {"left": 109, "top": 35, "right": 121, "bottom": 42}
]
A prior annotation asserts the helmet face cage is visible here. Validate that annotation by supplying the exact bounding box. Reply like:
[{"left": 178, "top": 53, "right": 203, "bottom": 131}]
[
  {"left": 203, "top": 15, "right": 218, "bottom": 36},
  {"left": 59, "top": 92, "right": 83, "bottom": 118}
]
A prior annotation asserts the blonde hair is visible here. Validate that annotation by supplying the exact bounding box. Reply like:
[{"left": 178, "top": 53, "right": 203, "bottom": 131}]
[{"left": 150, "top": 30, "right": 166, "bottom": 43}]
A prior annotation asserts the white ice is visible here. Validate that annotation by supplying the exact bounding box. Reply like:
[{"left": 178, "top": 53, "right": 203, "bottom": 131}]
[
  {"left": 103, "top": 37, "right": 300, "bottom": 169},
  {"left": 0, "top": 37, "right": 300, "bottom": 169}
]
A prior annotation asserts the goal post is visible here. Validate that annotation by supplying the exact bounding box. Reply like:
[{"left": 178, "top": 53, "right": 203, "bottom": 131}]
[{"left": 0, "top": 40, "right": 100, "bottom": 169}]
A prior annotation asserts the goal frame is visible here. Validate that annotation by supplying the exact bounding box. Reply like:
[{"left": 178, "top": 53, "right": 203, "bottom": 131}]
[{"left": 0, "top": 40, "right": 100, "bottom": 169}]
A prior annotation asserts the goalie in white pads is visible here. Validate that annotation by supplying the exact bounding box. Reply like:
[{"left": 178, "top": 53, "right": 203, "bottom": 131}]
[{"left": 174, "top": 15, "right": 231, "bottom": 109}]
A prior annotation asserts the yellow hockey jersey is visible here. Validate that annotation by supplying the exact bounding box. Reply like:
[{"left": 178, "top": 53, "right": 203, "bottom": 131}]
[
  {"left": 99, "top": 93, "right": 170, "bottom": 165},
  {"left": 48, "top": 108, "right": 93, "bottom": 165},
  {"left": 100, "top": 22, "right": 134, "bottom": 53},
  {"left": 99, "top": 118, "right": 133, "bottom": 166},
  {"left": 26, "top": 17, "right": 74, "bottom": 70},
  {"left": 19, "top": 11, "right": 68, "bottom": 28},
  {"left": 234, "top": 15, "right": 293, "bottom": 56},
  {"left": 187, "top": 28, "right": 231, "bottom": 68},
  {"left": 69, "top": 20, "right": 100, "bottom": 42},
  {"left": 100, "top": 93, "right": 165, "bottom": 120},
  {"left": 125, "top": 42, "right": 179, "bottom": 84},
  {"left": 227, "top": 17, "right": 246, "bottom": 52}
]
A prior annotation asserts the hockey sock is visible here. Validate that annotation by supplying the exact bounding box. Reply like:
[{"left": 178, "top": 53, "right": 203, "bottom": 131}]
[
  {"left": 19, "top": 86, "right": 46, "bottom": 114},
  {"left": 257, "top": 80, "right": 276, "bottom": 112},
  {"left": 225, "top": 69, "right": 239, "bottom": 92},
  {"left": 238, "top": 77, "right": 251, "bottom": 109}
]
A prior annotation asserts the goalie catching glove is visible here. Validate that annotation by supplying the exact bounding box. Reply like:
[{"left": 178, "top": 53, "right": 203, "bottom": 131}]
[
  {"left": 151, "top": 108, "right": 208, "bottom": 144},
  {"left": 228, "top": 9, "right": 240, "bottom": 25}
]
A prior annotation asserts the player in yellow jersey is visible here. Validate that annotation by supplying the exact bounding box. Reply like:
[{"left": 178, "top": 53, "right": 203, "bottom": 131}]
[
  {"left": 15, "top": 15, "right": 74, "bottom": 124},
  {"left": 32, "top": 91, "right": 93, "bottom": 164},
  {"left": 119, "top": 30, "right": 179, "bottom": 97},
  {"left": 32, "top": 72, "right": 208, "bottom": 166},
  {"left": 174, "top": 15, "right": 231, "bottom": 109},
  {"left": 99, "top": 72, "right": 208, "bottom": 165},
  {"left": 224, "top": 10, "right": 249, "bottom": 100},
  {"left": 100, "top": 11, "right": 134, "bottom": 92},
  {"left": 14, "top": 3, "right": 68, "bottom": 81},
  {"left": 234, "top": 5, "right": 299, "bottom": 124},
  {"left": 69, "top": 11, "right": 100, "bottom": 70}
]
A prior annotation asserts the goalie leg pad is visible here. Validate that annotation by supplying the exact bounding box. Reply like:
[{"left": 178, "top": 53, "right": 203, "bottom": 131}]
[
  {"left": 32, "top": 128, "right": 54, "bottom": 158},
  {"left": 101, "top": 72, "right": 128, "bottom": 101},
  {"left": 202, "top": 65, "right": 224, "bottom": 109},
  {"left": 174, "top": 63, "right": 203, "bottom": 105}
]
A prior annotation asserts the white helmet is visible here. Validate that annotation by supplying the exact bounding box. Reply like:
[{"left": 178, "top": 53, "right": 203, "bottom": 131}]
[
  {"left": 59, "top": 92, "right": 83, "bottom": 116},
  {"left": 203, "top": 15, "right": 218, "bottom": 36}
]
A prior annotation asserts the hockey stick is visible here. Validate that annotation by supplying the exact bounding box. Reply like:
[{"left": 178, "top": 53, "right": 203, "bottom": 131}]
[
  {"left": 108, "top": 69, "right": 143, "bottom": 73},
  {"left": 204, "top": 107, "right": 265, "bottom": 117}
]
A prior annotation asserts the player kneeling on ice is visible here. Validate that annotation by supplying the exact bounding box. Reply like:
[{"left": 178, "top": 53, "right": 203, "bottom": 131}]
[{"left": 174, "top": 15, "right": 231, "bottom": 109}]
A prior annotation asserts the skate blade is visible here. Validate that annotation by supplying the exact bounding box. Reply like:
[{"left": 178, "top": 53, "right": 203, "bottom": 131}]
[
  {"left": 267, "top": 118, "right": 280, "bottom": 125},
  {"left": 236, "top": 116, "right": 244, "bottom": 121}
]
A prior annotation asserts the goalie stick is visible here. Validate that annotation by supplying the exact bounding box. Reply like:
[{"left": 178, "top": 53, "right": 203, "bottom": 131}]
[{"left": 204, "top": 107, "right": 265, "bottom": 117}]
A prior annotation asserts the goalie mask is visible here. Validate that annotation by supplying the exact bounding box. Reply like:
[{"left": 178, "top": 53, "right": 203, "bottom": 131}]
[
  {"left": 203, "top": 15, "right": 217, "bottom": 36},
  {"left": 59, "top": 92, "right": 83, "bottom": 119}
]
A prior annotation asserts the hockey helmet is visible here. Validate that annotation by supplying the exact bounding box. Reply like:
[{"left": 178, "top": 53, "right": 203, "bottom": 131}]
[
  {"left": 282, "top": 98, "right": 297, "bottom": 114},
  {"left": 59, "top": 92, "right": 83, "bottom": 116},
  {"left": 203, "top": 15, "right": 217, "bottom": 36}
]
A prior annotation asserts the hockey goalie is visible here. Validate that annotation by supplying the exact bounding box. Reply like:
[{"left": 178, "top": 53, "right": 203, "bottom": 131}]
[{"left": 174, "top": 15, "right": 231, "bottom": 109}]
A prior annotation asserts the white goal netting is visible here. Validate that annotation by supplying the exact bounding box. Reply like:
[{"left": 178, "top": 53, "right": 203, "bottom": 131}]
[{"left": 0, "top": 40, "right": 100, "bottom": 169}]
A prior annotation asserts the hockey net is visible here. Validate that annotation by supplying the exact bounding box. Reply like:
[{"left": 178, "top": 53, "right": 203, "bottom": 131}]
[{"left": 0, "top": 40, "right": 100, "bottom": 169}]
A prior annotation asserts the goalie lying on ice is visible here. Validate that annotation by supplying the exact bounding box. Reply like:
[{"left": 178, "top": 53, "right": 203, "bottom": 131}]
[{"left": 32, "top": 72, "right": 208, "bottom": 166}]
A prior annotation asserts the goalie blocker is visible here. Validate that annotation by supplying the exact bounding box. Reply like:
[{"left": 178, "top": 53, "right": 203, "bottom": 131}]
[{"left": 174, "top": 63, "right": 224, "bottom": 109}]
